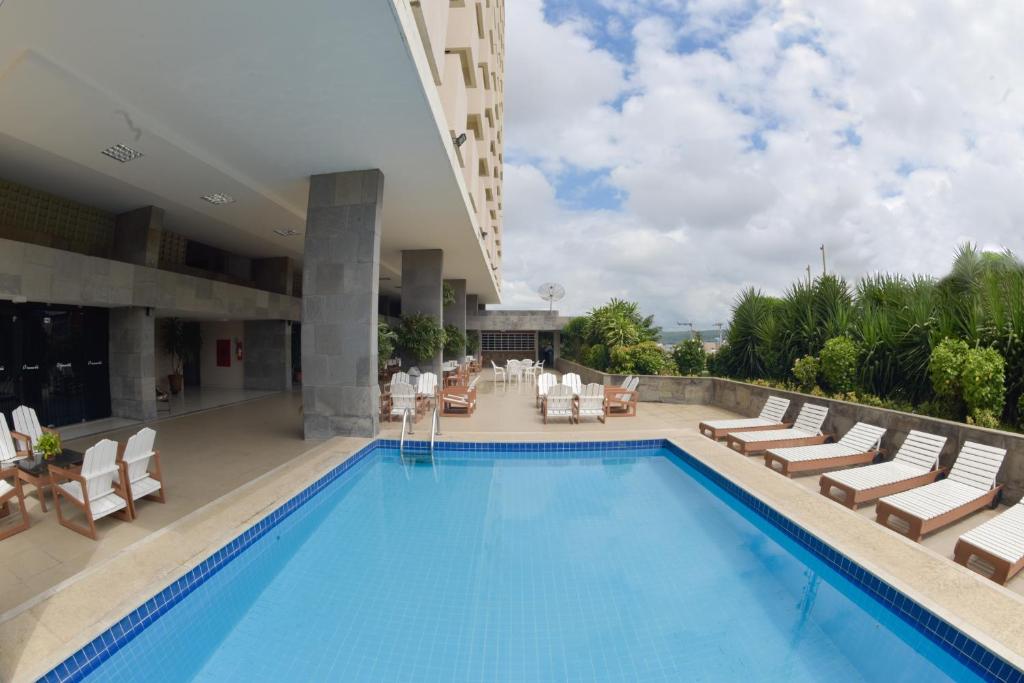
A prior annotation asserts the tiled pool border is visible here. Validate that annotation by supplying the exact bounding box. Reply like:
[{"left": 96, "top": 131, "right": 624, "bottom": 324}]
[{"left": 42, "top": 438, "right": 1022, "bottom": 683}]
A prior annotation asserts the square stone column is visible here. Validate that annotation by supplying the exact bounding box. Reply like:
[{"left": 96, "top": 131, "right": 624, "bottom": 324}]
[
  {"left": 113, "top": 206, "right": 163, "bottom": 268},
  {"left": 108, "top": 307, "right": 157, "bottom": 420},
  {"left": 302, "top": 170, "right": 383, "bottom": 439},
  {"left": 244, "top": 320, "right": 292, "bottom": 391},
  {"left": 442, "top": 279, "right": 466, "bottom": 360},
  {"left": 400, "top": 249, "right": 444, "bottom": 376}
]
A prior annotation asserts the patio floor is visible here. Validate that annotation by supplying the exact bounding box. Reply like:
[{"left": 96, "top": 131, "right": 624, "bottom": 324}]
[{"left": 2, "top": 369, "right": 1023, "bottom": 681}]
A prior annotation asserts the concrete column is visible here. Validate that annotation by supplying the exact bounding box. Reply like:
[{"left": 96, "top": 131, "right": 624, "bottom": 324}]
[
  {"left": 302, "top": 170, "right": 384, "bottom": 439},
  {"left": 553, "top": 331, "right": 561, "bottom": 363},
  {"left": 244, "top": 320, "right": 292, "bottom": 391},
  {"left": 442, "top": 279, "right": 467, "bottom": 360},
  {"left": 400, "top": 249, "right": 444, "bottom": 376},
  {"left": 108, "top": 307, "right": 157, "bottom": 421},
  {"left": 113, "top": 206, "right": 163, "bottom": 268},
  {"left": 252, "top": 257, "right": 294, "bottom": 295}
]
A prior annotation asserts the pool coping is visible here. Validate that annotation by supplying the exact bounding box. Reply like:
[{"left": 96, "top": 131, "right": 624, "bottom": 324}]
[{"left": 26, "top": 436, "right": 1023, "bottom": 683}]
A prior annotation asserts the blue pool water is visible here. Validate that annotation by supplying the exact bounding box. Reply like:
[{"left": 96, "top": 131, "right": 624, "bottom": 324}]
[{"left": 85, "top": 445, "right": 984, "bottom": 681}]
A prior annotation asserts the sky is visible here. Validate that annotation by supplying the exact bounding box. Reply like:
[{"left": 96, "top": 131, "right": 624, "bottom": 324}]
[{"left": 496, "top": 0, "right": 1024, "bottom": 330}]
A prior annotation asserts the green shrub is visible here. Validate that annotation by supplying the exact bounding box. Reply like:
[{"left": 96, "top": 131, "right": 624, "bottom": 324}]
[
  {"left": 377, "top": 322, "right": 398, "bottom": 370},
  {"left": 466, "top": 330, "right": 480, "bottom": 354},
  {"left": 791, "top": 355, "right": 820, "bottom": 391},
  {"left": 582, "top": 344, "right": 609, "bottom": 372},
  {"left": 396, "top": 314, "right": 446, "bottom": 362},
  {"left": 609, "top": 342, "right": 673, "bottom": 375},
  {"left": 443, "top": 324, "right": 467, "bottom": 357},
  {"left": 442, "top": 282, "right": 456, "bottom": 307},
  {"left": 967, "top": 409, "right": 1001, "bottom": 430},
  {"left": 672, "top": 337, "right": 706, "bottom": 375},
  {"left": 929, "top": 338, "right": 969, "bottom": 398},
  {"left": 819, "top": 336, "right": 859, "bottom": 393},
  {"left": 961, "top": 346, "right": 1006, "bottom": 417}
]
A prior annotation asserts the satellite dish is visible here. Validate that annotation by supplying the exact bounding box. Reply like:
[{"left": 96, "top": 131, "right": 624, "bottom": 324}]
[{"left": 537, "top": 282, "right": 566, "bottom": 311}]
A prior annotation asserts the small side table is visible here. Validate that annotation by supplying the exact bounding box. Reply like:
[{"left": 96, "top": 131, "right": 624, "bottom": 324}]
[{"left": 17, "top": 449, "right": 85, "bottom": 513}]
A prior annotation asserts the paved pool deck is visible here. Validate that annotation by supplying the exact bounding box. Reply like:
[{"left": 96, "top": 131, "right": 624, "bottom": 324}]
[{"left": 1, "top": 371, "right": 1023, "bottom": 681}]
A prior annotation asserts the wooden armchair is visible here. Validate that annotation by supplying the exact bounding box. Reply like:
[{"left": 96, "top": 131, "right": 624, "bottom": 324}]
[
  {"left": 0, "top": 466, "right": 30, "bottom": 540},
  {"left": 51, "top": 440, "right": 132, "bottom": 539},
  {"left": 441, "top": 377, "right": 479, "bottom": 417}
]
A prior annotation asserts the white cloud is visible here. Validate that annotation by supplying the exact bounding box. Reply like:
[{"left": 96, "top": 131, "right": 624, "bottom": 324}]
[{"left": 499, "top": 0, "right": 1024, "bottom": 329}]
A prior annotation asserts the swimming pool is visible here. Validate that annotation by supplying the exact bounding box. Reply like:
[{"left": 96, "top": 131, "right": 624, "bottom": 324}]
[{"left": 50, "top": 440, "right": 1018, "bottom": 682}]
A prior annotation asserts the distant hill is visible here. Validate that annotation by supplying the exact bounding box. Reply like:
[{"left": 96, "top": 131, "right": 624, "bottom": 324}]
[{"left": 660, "top": 329, "right": 723, "bottom": 345}]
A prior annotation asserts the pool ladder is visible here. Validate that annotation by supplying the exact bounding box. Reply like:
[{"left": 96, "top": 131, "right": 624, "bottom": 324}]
[{"left": 399, "top": 405, "right": 440, "bottom": 464}]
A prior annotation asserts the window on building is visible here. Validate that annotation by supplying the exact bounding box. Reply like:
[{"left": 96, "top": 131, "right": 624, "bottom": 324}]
[{"left": 481, "top": 331, "right": 535, "bottom": 352}]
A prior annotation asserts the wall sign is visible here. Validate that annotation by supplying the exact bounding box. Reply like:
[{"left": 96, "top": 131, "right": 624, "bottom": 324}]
[{"left": 216, "top": 339, "right": 231, "bottom": 367}]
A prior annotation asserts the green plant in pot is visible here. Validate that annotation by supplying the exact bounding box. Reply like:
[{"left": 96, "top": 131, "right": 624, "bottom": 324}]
[
  {"left": 397, "top": 314, "right": 446, "bottom": 368},
  {"left": 160, "top": 318, "right": 202, "bottom": 394},
  {"left": 35, "top": 432, "right": 62, "bottom": 462},
  {"left": 444, "top": 324, "right": 467, "bottom": 360},
  {"left": 378, "top": 321, "right": 398, "bottom": 371}
]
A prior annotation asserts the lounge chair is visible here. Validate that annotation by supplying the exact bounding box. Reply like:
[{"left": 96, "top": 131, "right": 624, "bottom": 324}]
[
  {"left": 763, "top": 422, "right": 886, "bottom": 477},
  {"left": 818, "top": 431, "right": 948, "bottom": 508},
  {"left": 388, "top": 383, "right": 418, "bottom": 422},
  {"left": 575, "top": 383, "right": 607, "bottom": 423},
  {"left": 605, "top": 376, "right": 639, "bottom": 417},
  {"left": 536, "top": 372, "right": 557, "bottom": 408},
  {"left": 1, "top": 413, "right": 31, "bottom": 466},
  {"left": 561, "top": 373, "right": 582, "bottom": 396},
  {"left": 698, "top": 396, "right": 791, "bottom": 440},
  {"left": 726, "top": 403, "right": 829, "bottom": 455},
  {"left": 875, "top": 442, "right": 1007, "bottom": 541},
  {"left": 543, "top": 384, "right": 574, "bottom": 424},
  {"left": 0, "top": 465, "right": 30, "bottom": 540},
  {"left": 441, "top": 376, "right": 480, "bottom": 417},
  {"left": 12, "top": 405, "right": 59, "bottom": 450},
  {"left": 954, "top": 502, "right": 1024, "bottom": 584},
  {"left": 50, "top": 439, "right": 131, "bottom": 540},
  {"left": 114, "top": 428, "right": 166, "bottom": 518}
]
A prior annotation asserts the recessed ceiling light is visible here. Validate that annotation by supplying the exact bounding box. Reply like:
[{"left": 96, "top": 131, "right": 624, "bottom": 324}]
[
  {"left": 273, "top": 228, "right": 301, "bottom": 237},
  {"left": 201, "top": 193, "right": 235, "bottom": 205},
  {"left": 101, "top": 144, "right": 144, "bottom": 163}
]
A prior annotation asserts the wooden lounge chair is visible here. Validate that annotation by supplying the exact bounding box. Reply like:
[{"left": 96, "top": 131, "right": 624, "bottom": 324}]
[
  {"left": 726, "top": 403, "right": 829, "bottom": 455},
  {"left": 561, "top": 373, "right": 582, "bottom": 396},
  {"left": 819, "top": 431, "right": 948, "bottom": 508},
  {"left": 536, "top": 372, "right": 557, "bottom": 408},
  {"left": 543, "top": 384, "right": 574, "bottom": 424},
  {"left": 954, "top": 502, "right": 1024, "bottom": 585},
  {"left": 12, "top": 405, "right": 59, "bottom": 450},
  {"left": 605, "top": 376, "right": 639, "bottom": 417},
  {"left": 763, "top": 422, "right": 886, "bottom": 477},
  {"left": 0, "top": 465, "right": 30, "bottom": 540},
  {"left": 699, "top": 396, "right": 791, "bottom": 440},
  {"left": 575, "top": 383, "right": 607, "bottom": 423},
  {"left": 875, "top": 442, "right": 1007, "bottom": 541},
  {"left": 115, "top": 428, "right": 166, "bottom": 519},
  {"left": 50, "top": 439, "right": 132, "bottom": 540},
  {"left": 388, "top": 383, "right": 418, "bottom": 423},
  {"left": 441, "top": 376, "right": 480, "bottom": 417},
  {"left": 1, "top": 413, "right": 31, "bottom": 466}
]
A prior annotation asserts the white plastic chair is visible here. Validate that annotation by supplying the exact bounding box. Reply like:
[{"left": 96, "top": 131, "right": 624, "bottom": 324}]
[
  {"left": 114, "top": 428, "right": 166, "bottom": 518},
  {"left": 491, "top": 361, "right": 506, "bottom": 388},
  {"left": 51, "top": 439, "right": 131, "bottom": 539},
  {"left": 507, "top": 360, "right": 523, "bottom": 387}
]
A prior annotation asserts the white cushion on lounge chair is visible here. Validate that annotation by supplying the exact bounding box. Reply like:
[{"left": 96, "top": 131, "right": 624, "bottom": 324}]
[
  {"left": 733, "top": 427, "right": 815, "bottom": 443},
  {"left": 879, "top": 480, "right": 990, "bottom": 521},
  {"left": 766, "top": 423, "right": 885, "bottom": 464},
  {"left": 824, "top": 431, "right": 947, "bottom": 491},
  {"left": 959, "top": 503, "right": 1024, "bottom": 564}
]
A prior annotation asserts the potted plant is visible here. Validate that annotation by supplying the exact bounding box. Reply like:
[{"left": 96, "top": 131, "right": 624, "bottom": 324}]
[
  {"left": 35, "top": 432, "right": 61, "bottom": 464},
  {"left": 378, "top": 321, "right": 398, "bottom": 370},
  {"left": 160, "top": 318, "right": 201, "bottom": 394},
  {"left": 444, "top": 324, "right": 467, "bottom": 360},
  {"left": 396, "top": 314, "right": 446, "bottom": 368}
]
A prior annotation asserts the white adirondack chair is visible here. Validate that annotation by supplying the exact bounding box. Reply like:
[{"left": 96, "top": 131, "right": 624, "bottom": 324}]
[
  {"left": 416, "top": 372, "right": 439, "bottom": 412},
  {"left": 535, "top": 372, "right": 557, "bottom": 408},
  {"left": 114, "top": 428, "right": 166, "bottom": 518},
  {"left": 0, "top": 413, "right": 31, "bottom": 466},
  {"left": 51, "top": 439, "right": 131, "bottom": 539},
  {"left": 543, "top": 384, "right": 575, "bottom": 423},
  {"left": 390, "top": 371, "right": 410, "bottom": 388},
  {"left": 561, "top": 372, "right": 582, "bottom": 396},
  {"left": 13, "top": 405, "right": 58, "bottom": 449},
  {"left": 0, "top": 461, "right": 30, "bottom": 540},
  {"left": 576, "top": 383, "right": 607, "bottom": 423},
  {"left": 389, "top": 383, "right": 418, "bottom": 422}
]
